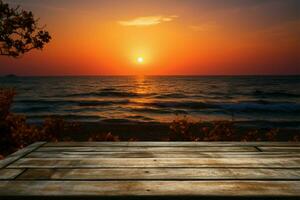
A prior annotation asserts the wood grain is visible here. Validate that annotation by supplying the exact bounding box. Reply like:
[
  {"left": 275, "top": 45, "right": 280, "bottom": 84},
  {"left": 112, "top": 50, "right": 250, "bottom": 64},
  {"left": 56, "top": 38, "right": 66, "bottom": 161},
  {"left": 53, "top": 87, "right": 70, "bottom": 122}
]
[
  {"left": 0, "top": 181, "right": 299, "bottom": 197},
  {"left": 26, "top": 151, "right": 300, "bottom": 158},
  {"left": 259, "top": 147, "right": 300, "bottom": 152},
  {"left": 18, "top": 168, "right": 300, "bottom": 180},
  {"left": 1, "top": 141, "right": 300, "bottom": 198},
  {"left": 0, "top": 169, "right": 24, "bottom": 180},
  {"left": 9, "top": 157, "right": 300, "bottom": 168},
  {"left": 0, "top": 142, "right": 46, "bottom": 168},
  {"left": 44, "top": 142, "right": 300, "bottom": 147},
  {"left": 36, "top": 146, "right": 258, "bottom": 152}
]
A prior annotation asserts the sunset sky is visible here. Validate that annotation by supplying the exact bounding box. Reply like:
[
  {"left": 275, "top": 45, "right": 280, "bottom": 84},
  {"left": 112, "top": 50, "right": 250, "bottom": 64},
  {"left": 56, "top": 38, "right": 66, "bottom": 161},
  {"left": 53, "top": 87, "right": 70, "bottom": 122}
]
[{"left": 0, "top": 0, "right": 299, "bottom": 76}]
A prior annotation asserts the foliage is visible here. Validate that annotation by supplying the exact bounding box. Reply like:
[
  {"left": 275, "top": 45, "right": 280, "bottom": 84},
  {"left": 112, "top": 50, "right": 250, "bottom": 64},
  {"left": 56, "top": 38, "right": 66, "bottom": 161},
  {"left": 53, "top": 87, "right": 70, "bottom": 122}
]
[
  {"left": 6, "top": 114, "right": 39, "bottom": 148},
  {"left": 0, "top": 88, "right": 15, "bottom": 120},
  {"left": 0, "top": 88, "right": 15, "bottom": 153},
  {"left": 0, "top": 0, "right": 51, "bottom": 57},
  {"left": 242, "top": 130, "right": 261, "bottom": 142},
  {"left": 88, "top": 132, "right": 120, "bottom": 142},
  {"left": 291, "top": 134, "right": 300, "bottom": 142},
  {"left": 169, "top": 116, "right": 197, "bottom": 141},
  {"left": 201, "top": 120, "right": 235, "bottom": 141},
  {"left": 42, "top": 117, "right": 80, "bottom": 142},
  {"left": 169, "top": 117, "right": 298, "bottom": 142},
  {"left": 265, "top": 128, "right": 279, "bottom": 141},
  {"left": 169, "top": 117, "right": 236, "bottom": 141}
]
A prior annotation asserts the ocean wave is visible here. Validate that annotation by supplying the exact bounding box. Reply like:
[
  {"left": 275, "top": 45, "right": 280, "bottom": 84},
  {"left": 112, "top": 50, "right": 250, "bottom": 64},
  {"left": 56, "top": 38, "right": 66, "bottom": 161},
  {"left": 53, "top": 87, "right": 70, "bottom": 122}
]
[
  {"left": 13, "top": 106, "right": 52, "bottom": 113},
  {"left": 253, "top": 90, "right": 300, "bottom": 98},
  {"left": 27, "top": 114, "right": 102, "bottom": 121},
  {"left": 137, "top": 100, "right": 300, "bottom": 113},
  {"left": 16, "top": 98, "right": 300, "bottom": 114},
  {"left": 65, "top": 91, "right": 151, "bottom": 98},
  {"left": 140, "top": 101, "right": 217, "bottom": 109},
  {"left": 220, "top": 102, "right": 300, "bottom": 113},
  {"left": 16, "top": 99, "right": 76, "bottom": 105},
  {"left": 100, "top": 118, "right": 141, "bottom": 123},
  {"left": 100, "top": 88, "right": 117, "bottom": 91},
  {"left": 126, "top": 115, "right": 154, "bottom": 121},
  {"left": 155, "top": 93, "right": 188, "bottom": 98},
  {"left": 78, "top": 100, "right": 130, "bottom": 107},
  {"left": 131, "top": 107, "right": 175, "bottom": 114},
  {"left": 16, "top": 99, "right": 130, "bottom": 107}
]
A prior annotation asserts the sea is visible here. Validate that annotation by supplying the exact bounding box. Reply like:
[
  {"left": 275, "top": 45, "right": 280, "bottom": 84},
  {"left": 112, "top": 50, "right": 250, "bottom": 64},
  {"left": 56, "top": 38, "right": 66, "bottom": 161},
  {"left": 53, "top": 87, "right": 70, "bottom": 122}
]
[{"left": 1, "top": 76, "right": 300, "bottom": 128}]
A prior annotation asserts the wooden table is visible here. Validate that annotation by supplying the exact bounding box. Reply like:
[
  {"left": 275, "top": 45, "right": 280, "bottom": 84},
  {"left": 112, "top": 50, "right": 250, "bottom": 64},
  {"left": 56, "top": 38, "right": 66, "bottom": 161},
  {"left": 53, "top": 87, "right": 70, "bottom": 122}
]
[{"left": 0, "top": 142, "right": 300, "bottom": 199}]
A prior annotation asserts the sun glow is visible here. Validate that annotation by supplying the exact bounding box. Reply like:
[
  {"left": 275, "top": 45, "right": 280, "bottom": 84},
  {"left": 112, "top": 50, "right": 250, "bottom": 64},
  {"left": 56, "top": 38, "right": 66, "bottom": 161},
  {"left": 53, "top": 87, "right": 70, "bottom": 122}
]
[{"left": 137, "top": 57, "right": 144, "bottom": 64}]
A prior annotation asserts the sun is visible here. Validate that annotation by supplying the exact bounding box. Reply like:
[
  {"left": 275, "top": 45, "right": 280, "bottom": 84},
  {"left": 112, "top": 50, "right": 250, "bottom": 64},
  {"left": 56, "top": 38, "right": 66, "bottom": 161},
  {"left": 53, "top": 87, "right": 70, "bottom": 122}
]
[{"left": 137, "top": 57, "right": 144, "bottom": 64}]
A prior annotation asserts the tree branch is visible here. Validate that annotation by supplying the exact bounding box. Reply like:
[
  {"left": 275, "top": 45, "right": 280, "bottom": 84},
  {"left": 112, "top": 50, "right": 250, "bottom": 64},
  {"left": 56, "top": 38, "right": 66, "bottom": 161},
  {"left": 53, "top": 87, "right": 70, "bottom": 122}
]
[{"left": 0, "top": 1, "right": 51, "bottom": 58}]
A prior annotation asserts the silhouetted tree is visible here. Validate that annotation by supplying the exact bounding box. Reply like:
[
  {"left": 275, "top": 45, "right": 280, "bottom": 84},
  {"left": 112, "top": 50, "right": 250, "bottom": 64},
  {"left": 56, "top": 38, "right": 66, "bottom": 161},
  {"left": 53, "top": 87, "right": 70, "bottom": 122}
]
[{"left": 0, "top": 0, "right": 51, "bottom": 57}]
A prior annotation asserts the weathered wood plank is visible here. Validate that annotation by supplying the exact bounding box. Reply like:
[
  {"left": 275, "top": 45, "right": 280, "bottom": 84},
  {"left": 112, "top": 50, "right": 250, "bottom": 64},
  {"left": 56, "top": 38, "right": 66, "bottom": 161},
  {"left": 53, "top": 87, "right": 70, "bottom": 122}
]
[
  {"left": 259, "top": 147, "right": 300, "bottom": 152},
  {"left": 26, "top": 151, "right": 300, "bottom": 158},
  {"left": 17, "top": 168, "right": 300, "bottom": 180},
  {"left": 0, "top": 142, "right": 46, "bottom": 168},
  {"left": 1, "top": 142, "right": 300, "bottom": 198},
  {"left": 8, "top": 158, "right": 300, "bottom": 168},
  {"left": 0, "top": 169, "right": 24, "bottom": 180},
  {"left": 0, "top": 181, "right": 299, "bottom": 197},
  {"left": 36, "top": 146, "right": 258, "bottom": 152},
  {"left": 44, "top": 142, "right": 300, "bottom": 147}
]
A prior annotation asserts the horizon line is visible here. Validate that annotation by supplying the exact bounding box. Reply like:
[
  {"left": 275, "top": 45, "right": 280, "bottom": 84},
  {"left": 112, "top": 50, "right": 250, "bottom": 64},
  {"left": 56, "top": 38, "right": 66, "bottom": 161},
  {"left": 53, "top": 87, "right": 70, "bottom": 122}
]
[{"left": 1, "top": 74, "right": 300, "bottom": 77}]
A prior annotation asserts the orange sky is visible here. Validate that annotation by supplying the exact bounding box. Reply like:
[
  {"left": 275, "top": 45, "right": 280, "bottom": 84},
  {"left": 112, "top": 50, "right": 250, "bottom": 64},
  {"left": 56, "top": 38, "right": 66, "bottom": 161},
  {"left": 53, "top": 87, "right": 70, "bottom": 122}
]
[{"left": 0, "top": 0, "right": 299, "bottom": 75}]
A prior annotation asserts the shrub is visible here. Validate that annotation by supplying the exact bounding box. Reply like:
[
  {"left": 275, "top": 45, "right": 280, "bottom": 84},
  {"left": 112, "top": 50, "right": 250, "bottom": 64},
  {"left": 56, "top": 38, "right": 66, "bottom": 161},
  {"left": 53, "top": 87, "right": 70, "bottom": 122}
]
[
  {"left": 202, "top": 120, "right": 235, "bottom": 141},
  {"left": 241, "top": 130, "right": 261, "bottom": 142},
  {"left": 0, "top": 89, "right": 16, "bottom": 153},
  {"left": 169, "top": 117, "right": 236, "bottom": 141},
  {"left": 168, "top": 117, "right": 298, "bottom": 142},
  {"left": 41, "top": 117, "right": 79, "bottom": 142},
  {"left": 88, "top": 132, "right": 120, "bottom": 141},
  {"left": 291, "top": 134, "right": 300, "bottom": 142},
  {"left": 169, "top": 116, "right": 199, "bottom": 141},
  {"left": 0, "top": 88, "right": 15, "bottom": 120},
  {"left": 6, "top": 114, "right": 40, "bottom": 149},
  {"left": 265, "top": 128, "right": 279, "bottom": 141}
]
